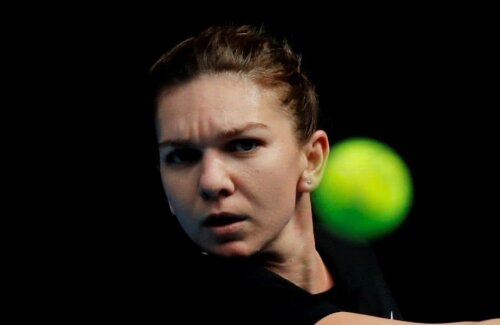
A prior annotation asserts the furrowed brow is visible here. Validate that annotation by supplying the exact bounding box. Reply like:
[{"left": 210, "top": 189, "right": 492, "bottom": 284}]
[{"left": 158, "top": 122, "right": 268, "bottom": 149}]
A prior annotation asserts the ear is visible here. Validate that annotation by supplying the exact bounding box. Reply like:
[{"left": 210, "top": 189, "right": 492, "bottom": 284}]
[{"left": 297, "top": 130, "right": 330, "bottom": 193}]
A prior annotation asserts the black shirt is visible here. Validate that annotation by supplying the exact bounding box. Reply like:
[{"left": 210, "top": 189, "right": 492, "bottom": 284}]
[
  {"left": 125, "top": 222, "right": 401, "bottom": 324},
  {"left": 166, "top": 223, "right": 401, "bottom": 324}
]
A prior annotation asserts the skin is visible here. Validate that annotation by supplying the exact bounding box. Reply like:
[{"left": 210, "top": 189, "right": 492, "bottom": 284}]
[{"left": 317, "top": 313, "right": 499, "bottom": 325}]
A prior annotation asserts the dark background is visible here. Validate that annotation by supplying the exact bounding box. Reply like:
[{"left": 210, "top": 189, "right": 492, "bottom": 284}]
[{"left": 23, "top": 8, "right": 498, "bottom": 322}]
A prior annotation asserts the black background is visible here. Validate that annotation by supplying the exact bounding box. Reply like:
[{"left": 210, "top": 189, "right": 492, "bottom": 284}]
[{"left": 23, "top": 7, "right": 498, "bottom": 322}]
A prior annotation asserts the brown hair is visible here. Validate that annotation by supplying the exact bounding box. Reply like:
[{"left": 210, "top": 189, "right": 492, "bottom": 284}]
[{"left": 149, "top": 25, "right": 318, "bottom": 143}]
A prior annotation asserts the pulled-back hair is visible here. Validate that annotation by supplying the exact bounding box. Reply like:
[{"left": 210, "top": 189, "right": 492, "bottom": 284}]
[{"left": 149, "top": 25, "right": 318, "bottom": 143}]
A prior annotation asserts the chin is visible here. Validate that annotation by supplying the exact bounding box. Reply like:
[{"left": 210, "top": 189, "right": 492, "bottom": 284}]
[{"left": 207, "top": 241, "right": 257, "bottom": 258}]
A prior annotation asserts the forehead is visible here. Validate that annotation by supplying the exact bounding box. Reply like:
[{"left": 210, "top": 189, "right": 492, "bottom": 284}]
[{"left": 156, "top": 74, "right": 293, "bottom": 142}]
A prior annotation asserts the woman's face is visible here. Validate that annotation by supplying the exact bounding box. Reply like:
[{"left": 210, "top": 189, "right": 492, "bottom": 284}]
[{"left": 157, "top": 74, "right": 308, "bottom": 257}]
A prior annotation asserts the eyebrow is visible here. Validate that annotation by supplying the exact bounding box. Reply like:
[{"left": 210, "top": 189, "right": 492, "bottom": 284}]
[{"left": 158, "top": 122, "right": 269, "bottom": 148}]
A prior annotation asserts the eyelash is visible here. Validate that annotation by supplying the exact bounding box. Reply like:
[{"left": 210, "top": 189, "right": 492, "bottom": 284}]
[
  {"left": 163, "top": 138, "right": 263, "bottom": 166},
  {"left": 228, "top": 138, "right": 262, "bottom": 153},
  {"left": 164, "top": 148, "right": 201, "bottom": 165}
]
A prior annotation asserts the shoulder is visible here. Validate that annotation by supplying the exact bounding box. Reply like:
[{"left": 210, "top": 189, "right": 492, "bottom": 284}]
[
  {"left": 314, "top": 222, "right": 402, "bottom": 320},
  {"left": 314, "top": 221, "right": 383, "bottom": 281}
]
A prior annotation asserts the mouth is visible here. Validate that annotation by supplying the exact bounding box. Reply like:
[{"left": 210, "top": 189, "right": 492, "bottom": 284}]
[{"left": 203, "top": 213, "right": 247, "bottom": 228}]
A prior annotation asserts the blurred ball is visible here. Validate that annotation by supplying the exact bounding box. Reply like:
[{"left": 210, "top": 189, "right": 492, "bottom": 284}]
[{"left": 313, "top": 137, "right": 413, "bottom": 241}]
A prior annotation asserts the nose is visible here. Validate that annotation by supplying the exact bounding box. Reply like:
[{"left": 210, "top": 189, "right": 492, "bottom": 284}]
[{"left": 198, "top": 150, "right": 234, "bottom": 201}]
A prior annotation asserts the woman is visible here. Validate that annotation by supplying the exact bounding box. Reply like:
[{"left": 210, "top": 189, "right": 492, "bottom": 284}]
[{"left": 148, "top": 25, "right": 498, "bottom": 324}]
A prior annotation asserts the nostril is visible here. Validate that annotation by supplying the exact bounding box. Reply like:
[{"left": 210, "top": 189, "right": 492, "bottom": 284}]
[
  {"left": 199, "top": 188, "right": 231, "bottom": 201},
  {"left": 199, "top": 189, "right": 213, "bottom": 200}
]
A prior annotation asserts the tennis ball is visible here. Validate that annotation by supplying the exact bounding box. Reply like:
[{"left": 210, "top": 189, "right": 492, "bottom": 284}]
[{"left": 313, "top": 137, "right": 413, "bottom": 241}]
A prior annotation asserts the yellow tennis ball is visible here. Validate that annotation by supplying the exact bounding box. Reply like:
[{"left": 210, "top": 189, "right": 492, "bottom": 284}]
[{"left": 313, "top": 137, "right": 413, "bottom": 241}]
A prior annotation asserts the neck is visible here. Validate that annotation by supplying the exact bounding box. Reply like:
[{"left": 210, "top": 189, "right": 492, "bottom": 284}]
[{"left": 261, "top": 193, "right": 334, "bottom": 294}]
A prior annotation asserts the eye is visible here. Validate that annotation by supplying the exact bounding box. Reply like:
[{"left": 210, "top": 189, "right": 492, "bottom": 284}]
[
  {"left": 163, "top": 148, "right": 201, "bottom": 165},
  {"left": 229, "top": 139, "right": 262, "bottom": 153}
]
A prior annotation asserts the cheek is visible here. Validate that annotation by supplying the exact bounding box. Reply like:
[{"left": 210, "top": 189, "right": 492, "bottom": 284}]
[
  {"left": 161, "top": 178, "right": 198, "bottom": 233},
  {"left": 248, "top": 148, "right": 302, "bottom": 198},
  {"left": 160, "top": 172, "right": 193, "bottom": 212}
]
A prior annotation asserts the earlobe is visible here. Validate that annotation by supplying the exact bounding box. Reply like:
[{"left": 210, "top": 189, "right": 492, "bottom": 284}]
[
  {"left": 297, "top": 176, "right": 315, "bottom": 193},
  {"left": 297, "top": 130, "right": 330, "bottom": 193}
]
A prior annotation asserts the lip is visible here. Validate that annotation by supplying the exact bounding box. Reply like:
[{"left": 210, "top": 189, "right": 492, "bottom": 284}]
[{"left": 203, "top": 213, "right": 247, "bottom": 236}]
